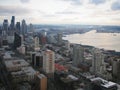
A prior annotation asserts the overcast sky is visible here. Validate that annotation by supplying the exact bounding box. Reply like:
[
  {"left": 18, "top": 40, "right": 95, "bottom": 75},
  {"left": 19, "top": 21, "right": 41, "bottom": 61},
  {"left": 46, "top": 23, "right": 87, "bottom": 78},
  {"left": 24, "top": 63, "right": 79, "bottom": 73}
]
[{"left": 0, "top": 0, "right": 120, "bottom": 25}]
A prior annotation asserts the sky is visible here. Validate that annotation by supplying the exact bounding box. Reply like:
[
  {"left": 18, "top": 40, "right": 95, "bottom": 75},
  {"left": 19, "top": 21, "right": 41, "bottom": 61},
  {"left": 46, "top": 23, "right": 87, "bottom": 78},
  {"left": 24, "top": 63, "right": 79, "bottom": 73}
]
[{"left": 0, "top": 0, "right": 120, "bottom": 25}]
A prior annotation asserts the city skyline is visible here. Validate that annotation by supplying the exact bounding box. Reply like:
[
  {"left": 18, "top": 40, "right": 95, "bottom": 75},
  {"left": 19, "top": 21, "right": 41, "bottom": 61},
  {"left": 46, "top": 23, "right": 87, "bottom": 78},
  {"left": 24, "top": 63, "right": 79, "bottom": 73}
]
[{"left": 0, "top": 0, "right": 120, "bottom": 25}]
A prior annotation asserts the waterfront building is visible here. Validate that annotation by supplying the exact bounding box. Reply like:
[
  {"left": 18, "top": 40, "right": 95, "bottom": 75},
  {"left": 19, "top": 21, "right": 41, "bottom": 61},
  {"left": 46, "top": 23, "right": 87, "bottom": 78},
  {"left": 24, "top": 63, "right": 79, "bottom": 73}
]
[
  {"left": 73, "top": 44, "right": 84, "bottom": 67},
  {"left": 91, "top": 48, "right": 106, "bottom": 76}
]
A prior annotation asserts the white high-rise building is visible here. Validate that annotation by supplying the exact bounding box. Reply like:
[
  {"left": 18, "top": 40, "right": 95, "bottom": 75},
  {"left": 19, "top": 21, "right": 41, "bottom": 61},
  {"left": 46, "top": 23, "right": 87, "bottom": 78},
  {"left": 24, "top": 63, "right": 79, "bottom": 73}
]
[
  {"left": 91, "top": 48, "right": 106, "bottom": 76},
  {"left": 73, "top": 44, "right": 84, "bottom": 67},
  {"left": 43, "top": 50, "right": 55, "bottom": 74}
]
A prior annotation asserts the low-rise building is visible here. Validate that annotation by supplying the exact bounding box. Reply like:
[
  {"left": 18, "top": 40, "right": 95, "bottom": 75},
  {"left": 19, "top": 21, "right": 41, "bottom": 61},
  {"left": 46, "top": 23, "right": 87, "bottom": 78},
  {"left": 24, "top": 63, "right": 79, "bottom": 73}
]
[
  {"left": 5, "top": 59, "right": 29, "bottom": 72},
  {"left": 11, "top": 66, "right": 36, "bottom": 82}
]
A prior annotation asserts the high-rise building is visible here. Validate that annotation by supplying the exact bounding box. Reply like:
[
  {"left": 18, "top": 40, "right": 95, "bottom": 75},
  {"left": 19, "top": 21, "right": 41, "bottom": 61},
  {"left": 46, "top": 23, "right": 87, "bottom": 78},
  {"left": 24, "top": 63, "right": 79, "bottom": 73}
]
[
  {"left": 29, "top": 23, "right": 34, "bottom": 33},
  {"left": 16, "top": 22, "right": 21, "bottom": 34},
  {"left": 31, "top": 52, "right": 43, "bottom": 68},
  {"left": 35, "top": 53, "right": 43, "bottom": 67},
  {"left": 40, "top": 30, "right": 47, "bottom": 45},
  {"left": 21, "top": 19, "right": 27, "bottom": 35},
  {"left": 73, "top": 44, "right": 84, "bottom": 67},
  {"left": 91, "top": 48, "right": 106, "bottom": 76},
  {"left": 14, "top": 32, "right": 22, "bottom": 49},
  {"left": 112, "top": 58, "right": 120, "bottom": 80},
  {"left": 34, "top": 36, "right": 40, "bottom": 51},
  {"left": 3, "top": 19, "right": 8, "bottom": 35},
  {"left": 57, "top": 33, "right": 62, "bottom": 45},
  {"left": 10, "top": 16, "right": 15, "bottom": 30},
  {"left": 43, "top": 50, "right": 55, "bottom": 74},
  {"left": 63, "top": 40, "right": 70, "bottom": 50},
  {"left": 31, "top": 52, "right": 36, "bottom": 66}
]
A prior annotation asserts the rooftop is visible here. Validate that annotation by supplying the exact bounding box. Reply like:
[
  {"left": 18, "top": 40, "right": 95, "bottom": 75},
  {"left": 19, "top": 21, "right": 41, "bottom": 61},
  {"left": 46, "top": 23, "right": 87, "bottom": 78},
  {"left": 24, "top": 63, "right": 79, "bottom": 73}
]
[
  {"left": 5, "top": 59, "right": 29, "bottom": 69},
  {"left": 37, "top": 74, "right": 46, "bottom": 79},
  {"left": 3, "top": 52, "right": 12, "bottom": 60},
  {"left": 11, "top": 66, "right": 36, "bottom": 76},
  {"left": 61, "top": 74, "right": 78, "bottom": 83},
  {"left": 90, "top": 77, "right": 117, "bottom": 88}
]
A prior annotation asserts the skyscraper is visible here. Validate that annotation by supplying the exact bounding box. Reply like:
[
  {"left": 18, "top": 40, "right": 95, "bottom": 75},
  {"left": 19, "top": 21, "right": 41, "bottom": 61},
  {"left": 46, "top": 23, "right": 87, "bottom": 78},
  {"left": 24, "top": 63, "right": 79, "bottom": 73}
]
[
  {"left": 73, "top": 44, "right": 84, "bottom": 67},
  {"left": 16, "top": 22, "right": 21, "bottom": 34},
  {"left": 14, "top": 32, "right": 22, "bottom": 49},
  {"left": 21, "top": 19, "right": 27, "bottom": 35},
  {"left": 43, "top": 50, "right": 55, "bottom": 74},
  {"left": 3, "top": 19, "right": 8, "bottom": 35},
  {"left": 91, "top": 48, "right": 106, "bottom": 76},
  {"left": 10, "top": 16, "right": 15, "bottom": 30},
  {"left": 36, "top": 53, "right": 43, "bottom": 67}
]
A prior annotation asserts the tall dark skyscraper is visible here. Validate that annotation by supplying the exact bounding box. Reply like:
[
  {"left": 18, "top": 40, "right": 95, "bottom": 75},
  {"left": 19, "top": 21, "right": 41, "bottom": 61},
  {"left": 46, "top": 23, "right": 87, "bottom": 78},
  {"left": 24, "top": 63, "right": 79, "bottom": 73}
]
[
  {"left": 16, "top": 22, "right": 21, "bottom": 34},
  {"left": 14, "top": 32, "right": 21, "bottom": 49},
  {"left": 21, "top": 19, "right": 27, "bottom": 35},
  {"left": 10, "top": 16, "right": 15, "bottom": 30}
]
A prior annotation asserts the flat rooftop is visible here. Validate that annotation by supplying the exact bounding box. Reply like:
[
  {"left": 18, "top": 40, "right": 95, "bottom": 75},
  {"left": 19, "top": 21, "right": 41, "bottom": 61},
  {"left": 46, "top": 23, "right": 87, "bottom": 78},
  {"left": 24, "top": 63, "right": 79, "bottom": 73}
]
[
  {"left": 61, "top": 74, "right": 78, "bottom": 83},
  {"left": 90, "top": 77, "right": 117, "bottom": 88},
  {"left": 5, "top": 59, "right": 29, "bottom": 69},
  {"left": 37, "top": 74, "right": 46, "bottom": 79},
  {"left": 11, "top": 66, "right": 36, "bottom": 76}
]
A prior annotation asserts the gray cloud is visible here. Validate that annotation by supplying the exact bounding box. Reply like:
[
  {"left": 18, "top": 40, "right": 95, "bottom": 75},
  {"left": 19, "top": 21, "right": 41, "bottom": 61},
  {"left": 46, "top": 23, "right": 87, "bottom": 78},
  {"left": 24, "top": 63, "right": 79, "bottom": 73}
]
[
  {"left": 20, "top": 0, "right": 30, "bottom": 3},
  {"left": 111, "top": 1, "right": 120, "bottom": 11},
  {"left": 90, "top": 0, "right": 106, "bottom": 5},
  {"left": 0, "top": 5, "right": 31, "bottom": 16}
]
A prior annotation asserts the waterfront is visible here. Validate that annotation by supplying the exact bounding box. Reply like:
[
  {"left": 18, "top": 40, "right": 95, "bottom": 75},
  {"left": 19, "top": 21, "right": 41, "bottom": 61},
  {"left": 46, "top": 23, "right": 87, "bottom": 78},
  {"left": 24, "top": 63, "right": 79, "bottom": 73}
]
[{"left": 63, "top": 30, "right": 120, "bottom": 52}]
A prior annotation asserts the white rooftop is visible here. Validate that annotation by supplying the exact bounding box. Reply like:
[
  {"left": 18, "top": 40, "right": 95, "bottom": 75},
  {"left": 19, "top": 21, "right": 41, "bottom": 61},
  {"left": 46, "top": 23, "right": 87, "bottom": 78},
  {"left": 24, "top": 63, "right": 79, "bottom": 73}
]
[
  {"left": 68, "top": 75, "right": 78, "bottom": 81},
  {"left": 90, "top": 77, "right": 117, "bottom": 88}
]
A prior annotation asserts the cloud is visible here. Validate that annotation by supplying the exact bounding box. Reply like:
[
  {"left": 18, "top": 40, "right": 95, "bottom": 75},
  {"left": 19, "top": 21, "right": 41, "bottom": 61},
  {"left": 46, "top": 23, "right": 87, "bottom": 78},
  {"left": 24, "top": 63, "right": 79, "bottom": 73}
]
[
  {"left": 20, "top": 0, "right": 30, "bottom": 3},
  {"left": 62, "top": 0, "right": 82, "bottom": 5},
  {"left": 111, "top": 1, "right": 120, "bottom": 10},
  {"left": 90, "top": 0, "right": 106, "bottom": 5},
  {"left": 0, "top": 5, "right": 31, "bottom": 16},
  {"left": 56, "top": 11, "right": 80, "bottom": 14}
]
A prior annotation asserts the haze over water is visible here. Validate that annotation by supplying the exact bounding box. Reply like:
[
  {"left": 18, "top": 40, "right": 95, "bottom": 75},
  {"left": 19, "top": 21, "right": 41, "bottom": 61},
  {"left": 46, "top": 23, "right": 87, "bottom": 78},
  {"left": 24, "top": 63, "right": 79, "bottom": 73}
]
[{"left": 63, "top": 30, "right": 120, "bottom": 52}]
